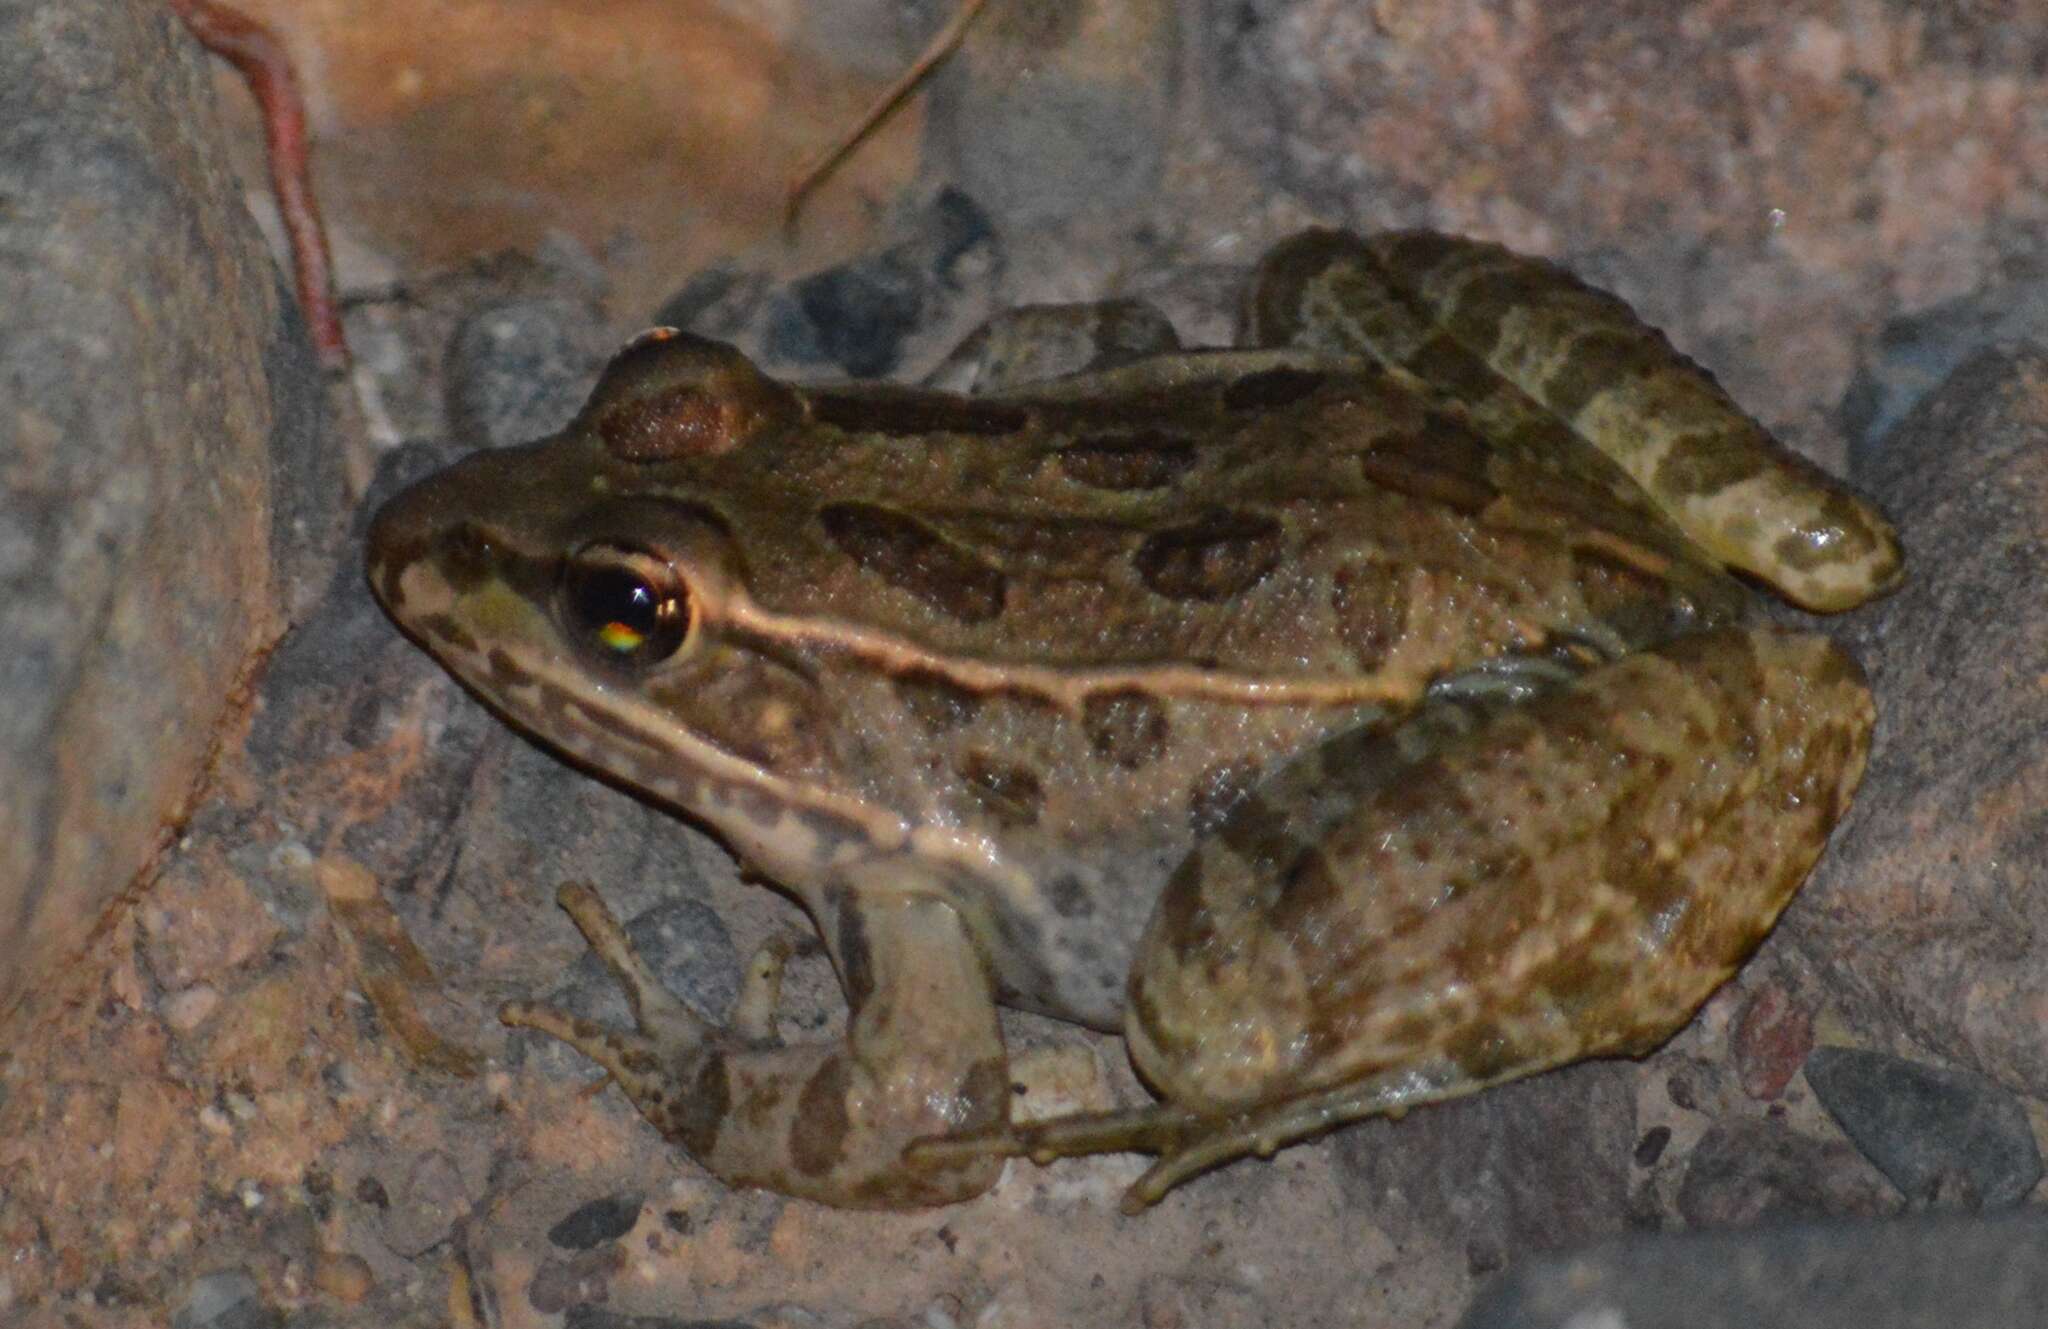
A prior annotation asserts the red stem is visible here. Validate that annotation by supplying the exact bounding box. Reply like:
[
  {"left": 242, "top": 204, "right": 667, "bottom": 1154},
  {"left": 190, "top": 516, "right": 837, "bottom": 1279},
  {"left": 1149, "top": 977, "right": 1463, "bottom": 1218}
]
[{"left": 168, "top": 0, "right": 350, "bottom": 370}]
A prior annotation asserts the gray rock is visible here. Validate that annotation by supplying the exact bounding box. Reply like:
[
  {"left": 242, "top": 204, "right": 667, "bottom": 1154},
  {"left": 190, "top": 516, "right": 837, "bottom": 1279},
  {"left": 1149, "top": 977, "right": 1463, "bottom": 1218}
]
[
  {"left": 445, "top": 295, "right": 609, "bottom": 447},
  {"left": 1786, "top": 345, "right": 2048, "bottom": 1102},
  {"left": 1675, "top": 1119, "right": 1897, "bottom": 1229},
  {"left": 548, "top": 1191, "right": 647, "bottom": 1250},
  {"left": 1806, "top": 1046, "right": 2043, "bottom": 1210},
  {"left": 0, "top": 0, "right": 315, "bottom": 1010},
  {"left": 1333, "top": 1060, "right": 1636, "bottom": 1273},
  {"left": 1459, "top": 1209, "right": 2048, "bottom": 1329},
  {"left": 1840, "top": 282, "right": 2048, "bottom": 462},
  {"left": 656, "top": 189, "right": 999, "bottom": 383},
  {"left": 922, "top": 1, "right": 1175, "bottom": 234},
  {"left": 170, "top": 1270, "right": 282, "bottom": 1329}
]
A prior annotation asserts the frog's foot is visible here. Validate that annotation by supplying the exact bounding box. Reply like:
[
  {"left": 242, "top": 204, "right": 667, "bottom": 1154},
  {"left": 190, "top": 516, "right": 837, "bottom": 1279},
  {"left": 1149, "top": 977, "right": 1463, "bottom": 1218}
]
[
  {"left": 503, "top": 882, "right": 1011, "bottom": 1209},
  {"left": 911, "top": 1101, "right": 1205, "bottom": 1214}
]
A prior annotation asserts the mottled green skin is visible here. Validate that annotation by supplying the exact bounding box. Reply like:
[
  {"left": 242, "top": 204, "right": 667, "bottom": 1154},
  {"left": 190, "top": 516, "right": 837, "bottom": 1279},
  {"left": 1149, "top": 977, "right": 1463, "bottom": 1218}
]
[
  {"left": 366, "top": 230, "right": 1896, "bottom": 1212},
  {"left": 1253, "top": 231, "right": 1902, "bottom": 612}
]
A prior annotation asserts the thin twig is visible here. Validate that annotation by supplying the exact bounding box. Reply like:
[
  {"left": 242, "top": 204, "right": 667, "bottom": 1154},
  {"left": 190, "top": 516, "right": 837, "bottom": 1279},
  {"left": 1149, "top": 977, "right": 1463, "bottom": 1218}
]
[
  {"left": 783, "top": 0, "right": 993, "bottom": 232},
  {"left": 169, "top": 0, "right": 350, "bottom": 370}
]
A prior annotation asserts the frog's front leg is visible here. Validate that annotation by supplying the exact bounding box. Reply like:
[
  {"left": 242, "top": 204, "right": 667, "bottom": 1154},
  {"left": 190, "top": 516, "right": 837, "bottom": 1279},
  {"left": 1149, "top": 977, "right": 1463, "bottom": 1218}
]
[
  {"left": 504, "top": 882, "right": 1009, "bottom": 1208},
  {"left": 922, "top": 626, "right": 1872, "bottom": 1209}
]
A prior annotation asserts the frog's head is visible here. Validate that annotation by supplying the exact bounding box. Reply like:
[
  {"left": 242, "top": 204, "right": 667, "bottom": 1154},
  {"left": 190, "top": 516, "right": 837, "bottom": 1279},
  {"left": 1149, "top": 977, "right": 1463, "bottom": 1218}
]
[{"left": 366, "top": 331, "right": 890, "bottom": 878}]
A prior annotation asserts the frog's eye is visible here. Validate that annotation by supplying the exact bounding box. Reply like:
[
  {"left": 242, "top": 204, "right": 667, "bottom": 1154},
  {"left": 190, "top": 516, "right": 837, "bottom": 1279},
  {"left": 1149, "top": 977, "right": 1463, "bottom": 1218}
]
[{"left": 560, "top": 543, "right": 695, "bottom": 666}]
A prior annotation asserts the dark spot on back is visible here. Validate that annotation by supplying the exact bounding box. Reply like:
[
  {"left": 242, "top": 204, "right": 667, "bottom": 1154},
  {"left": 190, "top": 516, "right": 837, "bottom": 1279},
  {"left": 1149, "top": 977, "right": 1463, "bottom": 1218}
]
[
  {"left": 1215, "top": 791, "right": 1300, "bottom": 880},
  {"left": 1331, "top": 562, "right": 1410, "bottom": 670},
  {"left": 895, "top": 667, "right": 984, "bottom": 730},
  {"left": 960, "top": 752, "right": 1045, "bottom": 828},
  {"left": 1265, "top": 846, "right": 1344, "bottom": 934},
  {"left": 820, "top": 502, "right": 1007, "bottom": 623},
  {"left": 1056, "top": 430, "right": 1197, "bottom": 490},
  {"left": 1188, "top": 760, "right": 1260, "bottom": 836},
  {"left": 1357, "top": 413, "right": 1500, "bottom": 515},
  {"left": 1221, "top": 366, "right": 1327, "bottom": 411},
  {"left": 1134, "top": 510, "right": 1284, "bottom": 601},
  {"left": 810, "top": 390, "right": 1030, "bottom": 438},
  {"left": 1151, "top": 856, "right": 1217, "bottom": 959},
  {"left": 834, "top": 892, "right": 876, "bottom": 1016},
  {"left": 1082, "top": 690, "right": 1171, "bottom": 769},
  {"left": 790, "top": 1055, "right": 853, "bottom": 1176}
]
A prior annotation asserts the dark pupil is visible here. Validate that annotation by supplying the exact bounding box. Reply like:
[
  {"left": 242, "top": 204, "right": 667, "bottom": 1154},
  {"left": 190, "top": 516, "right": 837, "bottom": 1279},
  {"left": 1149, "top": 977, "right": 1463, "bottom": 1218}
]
[{"left": 574, "top": 567, "right": 659, "bottom": 641}]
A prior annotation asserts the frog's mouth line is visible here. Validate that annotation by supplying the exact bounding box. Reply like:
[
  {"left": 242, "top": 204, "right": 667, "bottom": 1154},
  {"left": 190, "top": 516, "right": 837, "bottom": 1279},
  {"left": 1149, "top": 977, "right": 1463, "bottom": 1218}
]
[{"left": 371, "top": 552, "right": 1055, "bottom": 904}]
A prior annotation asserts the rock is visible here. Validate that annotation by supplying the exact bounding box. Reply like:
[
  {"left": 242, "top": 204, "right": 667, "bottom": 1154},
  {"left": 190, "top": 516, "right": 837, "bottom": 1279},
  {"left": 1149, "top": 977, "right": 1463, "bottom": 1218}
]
[
  {"left": 310, "top": 1250, "right": 374, "bottom": 1304},
  {"left": 563, "top": 1310, "right": 753, "bottom": 1329},
  {"left": 0, "top": 0, "right": 316, "bottom": 1011},
  {"left": 548, "top": 1192, "right": 647, "bottom": 1250},
  {"left": 1196, "top": 2, "right": 2048, "bottom": 455},
  {"left": 376, "top": 1150, "right": 474, "bottom": 1259},
  {"left": 1458, "top": 1208, "right": 2048, "bottom": 1329},
  {"left": 445, "top": 295, "right": 610, "bottom": 447},
  {"left": 1333, "top": 1060, "right": 1636, "bottom": 1271},
  {"left": 1805, "top": 1046, "right": 2043, "bottom": 1210},
  {"left": 921, "top": 0, "right": 1176, "bottom": 234},
  {"left": 656, "top": 188, "right": 1000, "bottom": 383},
  {"left": 170, "top": 1269, "right": 282, "bottom": 1329},
  {"left": 1730, "top": 982, "right": 1815, "bottom": 1102},
  {"left": 1785, "top": 345, "right": 2048, "bottom": 1101},
  {"left": 1840, "top": 282, "right": 2048, "bottom": 461},
  {"left": 1675, "top": 1119, "right": 1897, "bottom": 1229}
]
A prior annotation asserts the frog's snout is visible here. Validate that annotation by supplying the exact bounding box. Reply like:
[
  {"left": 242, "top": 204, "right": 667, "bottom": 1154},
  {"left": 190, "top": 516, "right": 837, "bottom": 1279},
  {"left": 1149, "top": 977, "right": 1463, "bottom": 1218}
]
[{"left": 365, "top": 443, "right": 548, "bottom": 614}]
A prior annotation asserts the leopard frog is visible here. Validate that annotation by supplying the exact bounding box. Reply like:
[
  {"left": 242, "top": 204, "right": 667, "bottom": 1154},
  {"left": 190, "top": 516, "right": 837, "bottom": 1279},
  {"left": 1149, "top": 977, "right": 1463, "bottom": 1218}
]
[{"left": 366, "top": 230, "right": 1900, "bottom": 1211}]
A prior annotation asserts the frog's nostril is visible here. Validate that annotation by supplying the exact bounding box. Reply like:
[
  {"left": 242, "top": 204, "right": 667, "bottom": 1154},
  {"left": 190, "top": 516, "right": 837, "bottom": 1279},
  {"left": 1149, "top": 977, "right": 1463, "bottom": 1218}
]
[{"left": 436, "top": 522, "right": 498, "bottom": 591}]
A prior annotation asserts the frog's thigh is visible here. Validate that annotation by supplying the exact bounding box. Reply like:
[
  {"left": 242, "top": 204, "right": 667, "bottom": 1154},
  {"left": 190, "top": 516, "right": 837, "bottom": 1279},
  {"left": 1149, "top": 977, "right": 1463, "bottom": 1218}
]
[
  {"left": 506, "top": 885, "right": 1009, "bottom": 1209},
  {"left": 1129, "top": 625, "right": 1873, "bottom": 1121}
]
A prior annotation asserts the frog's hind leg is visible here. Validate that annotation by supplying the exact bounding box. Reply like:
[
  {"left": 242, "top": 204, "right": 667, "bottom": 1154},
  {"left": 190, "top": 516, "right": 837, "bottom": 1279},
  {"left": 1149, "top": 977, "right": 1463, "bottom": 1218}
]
[
  {"left": 1249, "top": 228, "right": 1901, "bottom": 611},
  {"left": 910, "top": 1094, "right": 1329, "bottom": 1215},
  {"left": 503, "top": 881, "right": 1010, "bottom": 1208},
  {"left": 917, "top": 1061, "right": 1542, "bottom": 1214},
  {"left": 925, "top": 625, "right": 1874, "bottom": 1210}
]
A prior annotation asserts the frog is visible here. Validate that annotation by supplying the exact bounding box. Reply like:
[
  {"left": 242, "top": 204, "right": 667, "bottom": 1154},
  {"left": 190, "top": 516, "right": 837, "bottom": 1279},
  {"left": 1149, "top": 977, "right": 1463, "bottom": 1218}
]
[{"left": 365, "top": 229, "right": 1901, "bottom": 1212}]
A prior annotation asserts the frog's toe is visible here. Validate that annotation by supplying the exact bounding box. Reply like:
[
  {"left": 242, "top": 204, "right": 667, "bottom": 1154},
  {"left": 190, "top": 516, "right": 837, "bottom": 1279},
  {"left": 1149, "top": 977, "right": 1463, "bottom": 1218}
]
[
  {"left": 500, "top": 997, "right": 664, "bottom": 1081},
  {"left": 728, "top": 935, "right": 795, "bottom": 1045},
  {"left": 514, "top": 886, "right": 1012, "bottom": 1208},
  {"left": 548, "top": 881, "right": 712, "bottom": 1046}
]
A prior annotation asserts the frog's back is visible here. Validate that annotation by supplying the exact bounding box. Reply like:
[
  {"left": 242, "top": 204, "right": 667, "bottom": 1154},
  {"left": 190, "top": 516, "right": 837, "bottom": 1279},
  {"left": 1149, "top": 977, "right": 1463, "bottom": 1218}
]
[{"left": 634, "top": 351, "right": 1753, "bottom": 705}]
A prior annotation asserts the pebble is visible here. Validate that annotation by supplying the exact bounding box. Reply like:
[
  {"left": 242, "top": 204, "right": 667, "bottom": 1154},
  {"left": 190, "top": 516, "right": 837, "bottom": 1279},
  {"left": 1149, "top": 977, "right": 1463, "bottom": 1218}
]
[{"left": 1805, "top": 1046, "right": 2043, "bottom": 1210}]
